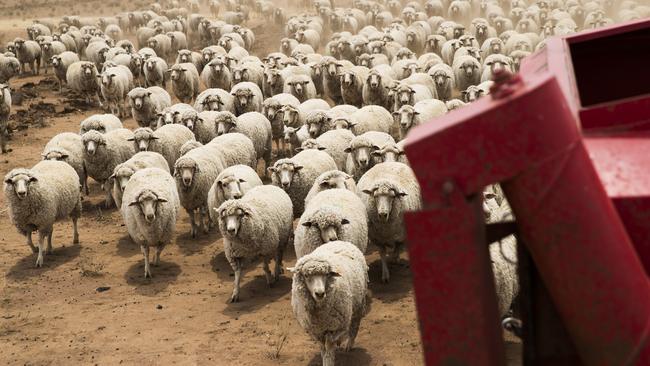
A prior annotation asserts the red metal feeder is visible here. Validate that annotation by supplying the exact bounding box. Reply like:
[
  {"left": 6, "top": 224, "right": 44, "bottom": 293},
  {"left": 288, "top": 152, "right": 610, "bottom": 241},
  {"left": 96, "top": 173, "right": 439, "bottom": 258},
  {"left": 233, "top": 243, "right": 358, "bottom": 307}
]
[{"left": 403, "top": 19, "right": 650, "bottom": 365}]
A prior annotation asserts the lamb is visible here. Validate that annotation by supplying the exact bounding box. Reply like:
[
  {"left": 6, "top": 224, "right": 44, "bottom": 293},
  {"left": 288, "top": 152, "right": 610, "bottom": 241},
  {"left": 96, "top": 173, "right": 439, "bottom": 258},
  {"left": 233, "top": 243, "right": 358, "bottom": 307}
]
[
  {"left": 206, "top": 164, "right": 263, "bottom": 223},
  {"left": 304, "top": 170, "right": 357, "bottom": 205},
  {"left": 0, "top": 83, "right": 10, "bottom": 154},
  {"left": 79, "top": 114, "right": 123, "bottom": 134},
  {"left": 143, "top": 57, "right": 169, "bottom": 88},
  {"left": 290, "top": 241, "right": 371, "bottom": 366},
  {"left": 231, "top": 81, "right": 263, "bottom": 115},
  {"left": 395, "top": 99, "right": 448, "bottom": 139},
  {"left": 41, "top": 132, "right": 87, "bottom": 194},
  {"left": 4, "top": 160, "right": 81, "bottom": 267},
  {"left": 81, "top": 128, "right": 135, "bottom": 207},
  {"left": 111, "top": 151, "right": 169, "bottom": 208},
  {"left": 169, "top": 63, "right": 201, "bottom": 104},
  {"left": 121, "top": 167, "right": 180, "bottom": 278},
  {"left": 269, "top": 149, "right": 338, "bottom": 217},
  {"left": 215, "top": 111, "right": 272, "bottom": 171},
  {"left": 50, "top": 51, "right": 79, "bottom": 91},
  {"left": 194, "top": 88, "right": 236, "bottom": 113},
  {"left": 262, "top": 93, "right": 300, "bottom": 152},
  {"left": 217, "top": 185, "right": 294, "bottom": 302},
  {"left": 13, "top": 38, "right": 42, "bottom": 75},
  {"left": 283, "top": 74, "right": 318, "bottom": 103},
  {"left": 129, "top": 124, "right": 195, "bottom": 172},
  {"left": 298, "top": 129, "right": 355, "bottom": 172},
  {"left": 66, "top": 61, "right": 102, "bottom": 107},
  {"left": 428, "top": 63, "right": 455, "bottom": 101},
  {"left": 99, "top": 66, "right": 133, "bottom": 118},
  {"left": 295, "top": 189, "right": 368, "bottom": 258},
  {"left": 345, "top": 132, "right": 395, "bottom": 181},
  {"left": 201, "top": 58, "right": 233, "bottom": 90},
  {"left": 339, "top": 66, "right": 369, "bottom": 107},
  {"left": 358, "top": 162, "right": 422, "bottom": 282},
  {"left": 174, "top": 143, "right": 225, "bottom": 237},
  {"left": 128, "top": 86, "right": 172, "bottom": 128}
]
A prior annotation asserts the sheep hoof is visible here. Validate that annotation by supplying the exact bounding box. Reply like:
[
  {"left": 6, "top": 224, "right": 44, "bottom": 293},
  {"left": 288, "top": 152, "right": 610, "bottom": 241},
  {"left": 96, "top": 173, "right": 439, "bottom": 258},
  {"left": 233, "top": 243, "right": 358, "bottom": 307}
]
[{"left": 229, "top": 294, "right": 239, "bottom": 303}]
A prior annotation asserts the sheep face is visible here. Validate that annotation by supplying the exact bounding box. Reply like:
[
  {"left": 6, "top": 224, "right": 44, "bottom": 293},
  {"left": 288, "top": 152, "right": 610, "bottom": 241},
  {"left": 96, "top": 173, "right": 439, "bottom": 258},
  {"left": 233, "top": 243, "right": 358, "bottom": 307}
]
[
  {"left": 283, "top": 126, "right": 297, "bottom": 143},
  {"left": 130, "top": 129, "right": 156, "bottom": 151},
  {"left": 396, "top": 106, "right": 416, "bottom": 133},
  {"left": 145, "top": 59, "right": 158, "bottom": 72},
  {"left": 216, "top": 115, "right": 237, "bottom": 135},
  {"left": 113, "top": 166, "right": 137, "bottom": 192},
  {"left": 233, "top": 67, "right": 247, "bottom": 83},
  {"left": 81, "top": 131, "right": 106, "bottom": 156},
  {"left": 293, "top": 260, "right": 339, "bottom": 302},
  {"left": 202, "top": 95, "right": 224, "bottom": 111},
  {"left": 282, "top": 106, "right": 299, "bottom": 126},
  {"left": 460, "top": 60, "right": 479, "bottom": 78},
  {"left": 269, "top": 162, "right": 303, "bottom": 189},
  {"left": 362, "top": 183, "right": 408, "bottom": 222},
  {"left": 462, "top": 86, "right": 484, "bottom": 102},
  {"left": 178, "top": 50, "right": 191, "bottom": 63},
  {"left": 373, "top": 143, "right": 404, "bottom": 163},
  {"left": 129, "top": 91, "right": 150, "bottom": 110},
  {"left": 232, "top": 89, "right": 253, "bottom": 108},
  {"left": 4, "top": 171, "right": 37, "bottom": 199},
  {"left": 217, "top": 175, "right": 245, "bottom": 200},
  {"left": 396, "top": 86, "right": 415, "bottom": 106},
  {"left": 289, "top": 80, "right": 310, "bottom": 97},
  {"left": 345, "top": 142, "right": 376, "bottom": 169},
  {"left": 367, "top": 72, "right": 382, "bottom": 89},
  {"left": 333, "top": 118, "right": 352, "bottom": 131},
  {"left": 325, "top": 61, "right": 339, "bottom": 77},
  {"left": 219, "top": 206, "right": 247, "bottom": 236},
  {"left": 169, "top": 66, "right": 187, "bottom": 81},
  {"left": 179, "top": 112, "right": 198, "bottom": 131},
  {"left": 340, "top": 72, "right": 356, "bottom": 88},
  {"left": 174, "top": 159, "right": 198, "bottom": 188},
  {"left": 100, "top": 72, "right": 117, "bottom": 88},
  {"left": 318, "top": 172, "right": 352, "bottom": 191},
  {"left": 302, "top": 213, "right": 350, "bottom": 244},
  {"left": 129, "top": 189, "right": 167, "bottom": 223},
  {"left": 81, "top": 63, "right": 97, "bottom": 80},
  {"left": 432, "top": 70, "right": 450, "bottom": 87}
]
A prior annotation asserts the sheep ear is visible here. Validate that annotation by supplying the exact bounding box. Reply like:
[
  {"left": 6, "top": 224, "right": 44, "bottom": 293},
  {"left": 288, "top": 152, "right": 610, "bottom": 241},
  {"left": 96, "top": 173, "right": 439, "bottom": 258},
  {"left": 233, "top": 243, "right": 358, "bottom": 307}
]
[
  {"left": 126, "top": 137, "right": 134, "bottom": 141},
  {"left": 128, "top": 199, "right": 140, "bottom": 206},
  {"left": 28, "top": 176, "right": 38, "bottom": 182},
  {"left": 344, "top": 147, "right": 352, "bottom": 153},
  {"left": 362, "top": 188, "right": 374, "bottom": 195},
  {"left": 157, "top": 197, "right": 168, "bottom": 203},
  {"left": 295, "top": 147, "right": 303, "bottom": 152},
  {"left": 286, "top": 266, "right": 297, "bottom": 273},
  {"left": 397, "top": 190, "right": 408, "bottom": 197},
  {"left": 341, "top": 218, "right": 350, "bottom": 225},
  {"left": 294, "top": 165, "right": 304, "bottom": 171},
  {"left": 317, "top": 146, "right": 326, "bottom": 151},
  {"left": 301, "top": 221, "right": 312, "bottom": 227},
  {"left": 329, "top": 271, "right": 341, "bottom": 277},
  {"left": 238, "top": 178, "right": 246, "bottom": 183},
  {"left": 371, "top": 150, "right": 382, "bottom": 157},
  {"left": 267, "top": 166, "right": 276, "bottom": 174}
]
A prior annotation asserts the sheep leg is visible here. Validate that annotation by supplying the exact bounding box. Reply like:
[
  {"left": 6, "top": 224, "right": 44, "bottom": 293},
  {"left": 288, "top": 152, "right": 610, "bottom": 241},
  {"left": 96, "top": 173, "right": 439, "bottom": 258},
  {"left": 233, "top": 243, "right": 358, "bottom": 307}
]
[
  {"left": 35, "top": 58, "right": 40, "bottom": 75},
  {"left": 141, "top": 245, "right": 152, "bottom": 278},
  {"left": 104, "top": 188, "right": 113, "bottom": 209},
  {"left": 262, "top": 258, "right": 273, "bottom": 287},
  {"left": 200, "top": 206, "right": 208, "bottom": 234},
  {"left": 72, "top": 216, "right": 79, "bottom": 244},
  {"left": 379, "top": 246, "right": 391, "bottom": 283},
  {"left": 320, "top": 339, "right": 336, "bottom": 366},
  {"left": 46, "top": 231, "right": 53, "bottom": 254},
  {"left": 274, "top": 247, "right": 284, "bottom": 281},
  {"left": 346, "top": 314, "right": 363, "bottom": 351},
  {"left": 188, "top": 209, "right": 198, "bottom": 238},
  {"left": 389, "top": 242, "right": 403, "bottom": 263},
  {"left": 26, "top": 231, "right": 37, "bottom": 253},
  {"left": 35, "top": 230, "right": 48, "bottom": 268},
  {"left": 20, "top": 62, "right": 25, "bottom": 75},
  {"left": 230, "top": 258, "right": 242, "bottom": 303},
  {"left": 154, "top": 245, "right": 164, "bottom": 266}
]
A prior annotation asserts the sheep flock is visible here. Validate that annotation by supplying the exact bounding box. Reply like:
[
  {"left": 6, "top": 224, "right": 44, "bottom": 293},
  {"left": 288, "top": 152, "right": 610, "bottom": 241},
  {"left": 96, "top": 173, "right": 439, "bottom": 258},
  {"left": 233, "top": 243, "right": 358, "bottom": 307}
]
[{"left": 1, "top": 0, "right": 644, "bottom": 363}]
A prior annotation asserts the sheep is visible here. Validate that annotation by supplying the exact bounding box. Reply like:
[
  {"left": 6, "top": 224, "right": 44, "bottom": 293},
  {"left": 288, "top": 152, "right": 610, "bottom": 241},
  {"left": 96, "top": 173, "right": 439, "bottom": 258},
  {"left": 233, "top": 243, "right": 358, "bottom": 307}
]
[
  {"left": 13, "top": 38, "right": 42, "bottom": 75},
  {"left": 295, "top": 29, "right": 321, "bottom": 51},
  {"left": 99, "top": 66, "right": 133, "bottom": 118},
  {"left": 400, "top": 72, "right": 438, "bottom": 99},
  {"left": 41, "top": 132, "right": 88, "bottom": 194},
  {"left": 295, "top": 189, "right": 368, "bottom": 259},
  {"left": 345, "top": 131, "right": 395, "bottom": 181},
  {"left": 81, "top": 128, "right": 135, "bottom": 207},
  {"left": 128, "top": 86, "right": 172, "bottom": 128},
  {"left": 176, "top": 49, "right": 203, "bottom": 73},
  {"left": 215, "top": 111, "right": 272, "bottom": 171},
  {"left": 194, "top": 88, "right": 236, "bottom": 113},
  {"left": 4, "top": 160, "right": 81, "bottom": 267},
  {"left": 358, "top": 162, "right": 422, "bottom": 282},
  {"left": 217, "top": 185, "right": 293, "bottom": 302},
  {"left": 0, "top": 55, "right": 21, "bottom": 83},
  {"left": 110, "top": 152, "right": 169, "bottom": 208},
  {"left": 40, "top": 40, "right": 66, "bottom": 74},
  {"left": 290, "top": 241, "right": 371, "bottom": 366},
  {"left": 206, "top": 164, "right": 263, "bottom": 223},
  {"left": 201, "top": 58, "right": 233, "bottom": 90},
  {"left": 446, "top": 99, "right": 466, "bottom": 111},
  {"left": 143, "top": 57, "right": 169, "bottom": 88},
  {"left": 121, "top": 167, "right": 180, "bottom": 278},
  {"left": 79, "top": 114, "right": 123, "bottom": 134},
  {"left": 428, "top": 63, "right": 455, "bottom": 101},
  {"left": 129, "top": 124, "right": 195, "bottom": 172},
  {"left": 372, "top": 140, "right": 409, "bottom": 165},
  {"left": 206, "top": 132, "right": 258, "bottom": 170},
  {"left": 147, "top": 34, "right": 172, "bottom": 63},
  {"left": 169, "top": 63, "right": 201, "bottom": 104},
  {"left": 262, "top": 93, "right": 300, "bottom": 151},
  {"left": 339, "top": 66, "right": 369, "bottom": 107},
  {"left": 282, "top": 98, "right": 331, "bottom": 129},
  {"left": 179, "top": 140, "right": 203, "bottom": 156},
  {"left": 174, "top": 143, "right": 225, "bottom": 237},
  {"left": 395, "top": 99, "right": 448, "bottom": 139},
  {"left": 336, "top": 105, "right": 396, "bottom": 140},
  {"left": 0, "top": 83, "right": 10, "bottom": 154},
  {"left": 462, "top": 81, "right": 493, "bottom": 102},
  {"left": 298, "top": 129, "right": 355, "bottom": 172},
  {"left": 304, "top": 170, "right": 357, "bottom": 206},
  {"left": 453, "top": 55, "right": 482, "bottom": 92},
  {"left": 283, "top": 125, "right": 310, "bottom": 157},
  {"left": 167, "top": 31, "right": 188, "bottom": 57},
  {"left": 284, "top": 74, "right": 318, "bottom": 103},
  {"left": 232, "top": 62, "right": 265, "bottom": 91},
  {"left": 156, "top": 103, "right": 195, "bottom": 128},
  {"left": 66, "top": 61, "right": 102, "bottom": 107},
  {"left": 231, "top": 81, "right": 263, "bottom": 115},
  {"left": 269, "top": 149, "right": 338, "bottom": 217},
  {"left": 50, "top": 51, "right": 79, "bottom": 91}
]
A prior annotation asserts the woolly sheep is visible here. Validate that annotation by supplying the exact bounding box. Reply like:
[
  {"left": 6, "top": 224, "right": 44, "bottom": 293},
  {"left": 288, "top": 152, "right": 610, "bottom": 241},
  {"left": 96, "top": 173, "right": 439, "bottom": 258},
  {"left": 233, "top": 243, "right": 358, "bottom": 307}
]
[
  {"left": 283, "top": 125, "right": 310, "bottom": 157},
  {"left": 217, "top": 185, "right": 294, "bottom": 302},
  {"left": 362, "top": 68, "right": 394, "bottom": 110},
  {"left": 111, "top": 151, "right": 169, "bottom": 208},
  {"left": 231, "top": 81, "right": 263, "bottom": 115},
  {"left": 206, "top": 132, "right": 258, "bottom": 169},
  {"left": 81, "top": 128, "right": 135, "bottom": 207},
  {"left": 298, "top": 129, "right": 355, "bottom": 172},
  {"left": 4, "top": 160, "right": 81, "bottom": 267},
  {"left": 143, "top": 57, "right": 169, "bottom": 88},
  {"left": 206, "top": 164, "right": 263, "bottom": 223},
  {"left": 128, "top": 86, "right": 172, "bottom": 128},
  {"left": 335, "top": 105, "right": 397, "bottom": 140},
  {"left": 282, "top": 98, "right": 331, "bottom": 129},
  {"left": 262, "top": 93, "right": 300, "bottom": 151},
  {"left": 200, "top": 58, "right": 233, "bottom": 90},
  {"left": 215, "top": 111, "right": 272, "bottom": 171},
  {"left": 395, "top": 99, "right": 448, "bottom": 139},
  {"left": 462, "top": 80, "right": 493, "bottom": 102},
  {"left": 179, "top": 140, "right": 203, "bottom": 156},
  {"left": 147, "top": 34, "right": 172, "bottom": 63},
  {"left": 40, "top": 40, "right": 66, "bottom": 75},
  {"left": 358, "top": 162, "right": 422, "bottom": 282},
  {"left": 13, "top": 38, "right": 42, "bottom": 75},
  {"left": 372, "top": 140, "right": 409, "bottom": 165},
  {"left": 66, "top": 61, "right": 102, "bottom": 107},
  {"left": 304, "top": 170, "right": 357, "bottom": 206},
  {"left": 428, "top": 63, "right": 455, "bottom": 101},
  {"left": 50, "top": 51, "right": 79, "bottom": 91},
  {"left": 156, "top": 103, "right": 195, "bottom": 128},
  {"left": 176, "top": 49, "right": 203, "bottom": 74},
  {"left": 41, "top": 132, "right": 87, "bottom": 194},
  {"left": 99, "top": 66, "right": 133, "bottom": 118},
  {"left": 232, "top": 62, "right": 264, "bottom": 91},
  {"left": 339, "top": 66, "right": 369, "bottom": 107},
  {"left": 0, "top": 83, "right": 10, "bottom": 154},
  {"left": 270, "top": 149, "right": 338, "bottom": 217},
  {"left": 453, "top": 55, "right": 482, "bottom": 92},
  {"left": 283, "top": 73, "right": 318, "bottom": 103},
  {"left": 481, "top": 54, "right": 513, "bottom": 82},
  {"left": 129, "top": 124, "right": 195, "bottom": 172},
  {"left": 174, "top": 143, "right": 225, "bottom": 237},
  {"left": 79, "top": 114, "right": 123, "bottom": 134},
  {"left": 121, "top": 167, "right": 180, "bottom": 278},
  {"left": 391, "top": 83, "right": 433, "bottom": 112},
  {"left": 295, "top": 189, "right": 368, "bottom": 258},
  {"left": 0, "top": 55, "right": 21, "bottom": 83},
  {"left": 345, "top": 131, "right": 395, "bottom": 181},
  {"left": 194, "top": 88, "right": 235, "bottom": 113},
  {"left": 290, "top": 241, "right": 371, "bottom": 366},
  {"left": 169, "top": 63, "right": 201, "bottom": 104}
]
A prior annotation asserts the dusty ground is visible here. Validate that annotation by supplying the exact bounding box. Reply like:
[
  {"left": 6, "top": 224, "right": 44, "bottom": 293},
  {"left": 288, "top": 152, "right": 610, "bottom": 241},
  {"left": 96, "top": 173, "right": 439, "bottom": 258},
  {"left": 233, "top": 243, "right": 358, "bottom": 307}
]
[{"left": 0, "top": 3, "right": 520, "bottom": 365}]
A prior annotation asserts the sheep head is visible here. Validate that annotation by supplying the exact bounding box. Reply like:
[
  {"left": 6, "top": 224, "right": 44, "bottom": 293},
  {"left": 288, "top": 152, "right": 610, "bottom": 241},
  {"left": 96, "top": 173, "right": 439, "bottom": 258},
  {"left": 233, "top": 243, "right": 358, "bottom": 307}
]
[
  {"left": 345, "top": 137, "right": 378, "bottom": 169},
  {"left": 362, "top": 180, "right": 408, "bottom": 222},
  {"left": 4, "top": 168, "right": 38, "bottom": 200},
  {"left": 174, "top": 156, "right": 199, "bottom": 188},
  {"left": 268, "top": 160, "right": 303, "bottom": 189},
  {"left": 289, "top": 257, "right": 340, "bottom": 303},
  {"left": 130, "top": 128, "right": 156, "bottom": 151},
  {"left": 217, "top": 174, "right": 245, "bottom": 200},
  {"left": 215, "top": 111, "right": 238, "bottom": 135},
  {"left": 302, "top": 207, "right": 351, "bottom": 244},
  {"left": 128, "top": 189, "right": 167, "bottom": 224},
  {"left": 372, "top": 143, "right": 404, "bottom": 163},
  {"left": 217, "top": 203, "right": 252, "bottom": 237},
  {"left": 81, "top": 130, "right": 106, "bottom": 156}
]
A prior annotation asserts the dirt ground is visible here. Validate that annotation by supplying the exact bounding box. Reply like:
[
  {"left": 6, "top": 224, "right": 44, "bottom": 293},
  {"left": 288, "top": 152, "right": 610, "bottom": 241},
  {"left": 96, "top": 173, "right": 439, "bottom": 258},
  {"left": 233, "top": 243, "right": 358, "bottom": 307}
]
[{"left": 0, "top": 3, "right": 521, "bottom": 365}]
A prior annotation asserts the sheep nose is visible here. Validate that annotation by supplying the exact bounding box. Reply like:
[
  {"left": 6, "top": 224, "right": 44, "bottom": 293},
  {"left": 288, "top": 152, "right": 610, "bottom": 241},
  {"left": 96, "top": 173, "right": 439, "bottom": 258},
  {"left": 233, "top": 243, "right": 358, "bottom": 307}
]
[
  {"left": 182, "top": 178, "right": 192, "bottom": 186},
  {"left": 378, "top": 212, "right": 389, "bottom": 221},
  {"left": 145, "top": 213, "right": 155, "bottom": 222},
  {"left": 314, "top": 290, "right": 325, "bottom": 299},
  {"left": 227, "top": 227, "right": 237, "bottom": 235},
  {"left": 16, "top": 191, "right": 27, "bottom": 199},
  {"left": 233, "top": 193, "right": 242, "bottom": 199},
  {"left": 358, "top": 158, "right": 368, "bottom": 166}
]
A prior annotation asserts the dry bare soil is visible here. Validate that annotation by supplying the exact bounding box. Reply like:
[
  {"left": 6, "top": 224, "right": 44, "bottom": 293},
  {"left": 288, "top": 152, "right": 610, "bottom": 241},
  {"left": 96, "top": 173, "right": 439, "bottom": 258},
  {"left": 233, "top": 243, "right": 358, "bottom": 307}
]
[{"left": 0, "top": 2, "right": 520, "bottom": 365}]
